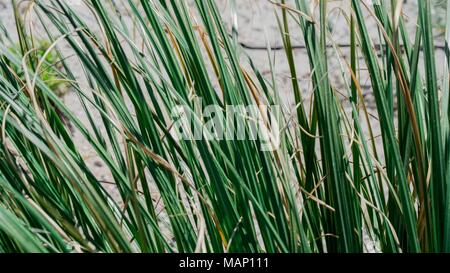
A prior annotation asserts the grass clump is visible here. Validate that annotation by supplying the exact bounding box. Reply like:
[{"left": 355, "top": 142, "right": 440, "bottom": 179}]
[{"left": 0, "top": 0, "right": 449, "bottom": 253}]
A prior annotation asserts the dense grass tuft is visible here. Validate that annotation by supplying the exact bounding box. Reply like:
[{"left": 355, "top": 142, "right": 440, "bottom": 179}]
[{"left": 0, "top": 0, "right": 449, "bottom": 253}]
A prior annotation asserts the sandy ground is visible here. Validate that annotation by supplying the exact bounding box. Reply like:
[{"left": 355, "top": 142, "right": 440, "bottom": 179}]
[{"left": 0, "top": 0, "right": 448, "bottom": 252}]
